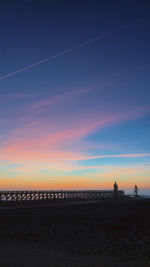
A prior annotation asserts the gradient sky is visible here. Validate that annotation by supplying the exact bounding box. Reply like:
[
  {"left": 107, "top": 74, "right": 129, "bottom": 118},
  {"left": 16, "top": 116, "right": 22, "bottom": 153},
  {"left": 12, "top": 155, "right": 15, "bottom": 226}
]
[{"left": 0, "top": 0, "right": 150, "bottom": 193}]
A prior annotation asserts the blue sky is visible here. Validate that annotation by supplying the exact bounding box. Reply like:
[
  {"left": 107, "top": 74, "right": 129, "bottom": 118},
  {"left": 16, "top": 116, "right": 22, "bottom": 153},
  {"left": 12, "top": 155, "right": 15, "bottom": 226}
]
[{"left": 0, "top": 0, "right": 150, "bottom": 193}]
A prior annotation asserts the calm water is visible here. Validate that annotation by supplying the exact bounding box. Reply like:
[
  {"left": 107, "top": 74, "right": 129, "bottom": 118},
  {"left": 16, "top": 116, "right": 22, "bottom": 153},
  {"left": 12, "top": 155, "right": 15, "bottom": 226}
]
[{"left": 140, "top": 194, "right": 150, "bottom": 199}]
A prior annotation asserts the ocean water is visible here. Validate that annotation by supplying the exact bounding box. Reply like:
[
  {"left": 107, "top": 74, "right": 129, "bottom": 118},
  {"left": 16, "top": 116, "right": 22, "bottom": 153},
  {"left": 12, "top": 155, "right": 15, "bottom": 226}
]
[{"left": 140, "top": 194, "right": 150, "bottom": 199}]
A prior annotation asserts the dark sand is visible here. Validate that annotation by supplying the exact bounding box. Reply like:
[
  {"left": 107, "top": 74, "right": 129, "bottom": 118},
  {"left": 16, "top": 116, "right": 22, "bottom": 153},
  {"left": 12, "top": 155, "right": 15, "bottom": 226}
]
[{"left": 0, "top": 199, "right": 150, "bottom": 267}]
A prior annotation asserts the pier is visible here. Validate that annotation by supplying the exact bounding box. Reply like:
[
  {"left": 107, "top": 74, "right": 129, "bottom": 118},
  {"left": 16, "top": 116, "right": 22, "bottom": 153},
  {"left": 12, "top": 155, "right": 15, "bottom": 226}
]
[{"left": 0, "top": 189, "right": 124, "bottom": 202}]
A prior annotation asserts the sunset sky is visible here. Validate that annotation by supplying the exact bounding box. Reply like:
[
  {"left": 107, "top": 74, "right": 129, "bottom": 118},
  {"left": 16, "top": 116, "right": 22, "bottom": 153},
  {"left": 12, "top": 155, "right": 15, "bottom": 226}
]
[{"left": 0, "top": 0, "right": 150, "bottom": 193}]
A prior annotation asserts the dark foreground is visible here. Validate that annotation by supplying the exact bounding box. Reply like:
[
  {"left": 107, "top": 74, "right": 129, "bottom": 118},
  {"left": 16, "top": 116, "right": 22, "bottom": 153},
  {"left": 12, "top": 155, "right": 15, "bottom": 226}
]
[{"left": 0, "top": 198, "right": 150, "bottom": 267}]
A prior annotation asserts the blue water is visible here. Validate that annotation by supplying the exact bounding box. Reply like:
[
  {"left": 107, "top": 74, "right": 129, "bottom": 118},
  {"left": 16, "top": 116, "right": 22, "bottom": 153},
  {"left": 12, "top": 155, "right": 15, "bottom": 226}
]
[{"left": 140, "top": 194, "right": 150, "bottom": 199}]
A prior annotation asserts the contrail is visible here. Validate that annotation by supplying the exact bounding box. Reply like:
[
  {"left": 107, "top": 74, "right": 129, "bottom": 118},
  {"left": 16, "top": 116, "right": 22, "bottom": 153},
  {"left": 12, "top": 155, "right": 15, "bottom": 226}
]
[{"left": 0, "top": 17, "right": 145, "bottom": 81}]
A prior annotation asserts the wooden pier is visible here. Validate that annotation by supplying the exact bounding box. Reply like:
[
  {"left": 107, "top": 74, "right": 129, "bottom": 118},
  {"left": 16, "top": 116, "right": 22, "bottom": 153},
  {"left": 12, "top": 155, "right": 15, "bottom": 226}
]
[{"left": 0, "top": 190, "right": 124, "bottom": 202}]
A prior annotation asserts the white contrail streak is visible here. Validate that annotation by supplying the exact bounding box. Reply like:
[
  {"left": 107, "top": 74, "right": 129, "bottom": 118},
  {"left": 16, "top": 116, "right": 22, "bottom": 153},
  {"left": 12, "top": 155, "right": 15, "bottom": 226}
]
[{"left": 0, "top": 17, "right": 145, "bottom": 81}]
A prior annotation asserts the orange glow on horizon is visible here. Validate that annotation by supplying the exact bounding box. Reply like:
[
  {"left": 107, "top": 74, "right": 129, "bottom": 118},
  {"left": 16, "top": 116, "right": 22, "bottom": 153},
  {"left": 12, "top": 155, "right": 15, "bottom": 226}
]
[{"left": 0, "top": 176, "right": 150, "bottom": 191}]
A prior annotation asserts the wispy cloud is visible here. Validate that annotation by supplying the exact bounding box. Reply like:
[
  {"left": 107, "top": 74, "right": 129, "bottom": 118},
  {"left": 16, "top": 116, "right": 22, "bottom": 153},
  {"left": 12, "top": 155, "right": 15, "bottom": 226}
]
[
  {"left": 67, "top": 153, "right": 150, "bottom": 161},
  {"left": 29, "top": 88, "right": 89, "bottom": 114},
  {"left": 1, "top": 101, "right": 150, "bottom": 165}
]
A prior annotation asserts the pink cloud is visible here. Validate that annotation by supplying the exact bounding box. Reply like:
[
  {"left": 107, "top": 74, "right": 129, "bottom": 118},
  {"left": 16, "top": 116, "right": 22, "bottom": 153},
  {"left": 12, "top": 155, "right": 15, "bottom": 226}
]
[
  {"left": 29, "top": 88, "right": 89, "bottom": 114},
  {"left": 1, "top": 84, "right": 150, "bottom": 169}
]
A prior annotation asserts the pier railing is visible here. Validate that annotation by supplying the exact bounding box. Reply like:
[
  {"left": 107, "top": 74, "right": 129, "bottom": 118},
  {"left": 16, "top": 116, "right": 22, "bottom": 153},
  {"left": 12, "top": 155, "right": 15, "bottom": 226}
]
[{"left": 0, "top": 190, "right": 124, "bottom": 202}]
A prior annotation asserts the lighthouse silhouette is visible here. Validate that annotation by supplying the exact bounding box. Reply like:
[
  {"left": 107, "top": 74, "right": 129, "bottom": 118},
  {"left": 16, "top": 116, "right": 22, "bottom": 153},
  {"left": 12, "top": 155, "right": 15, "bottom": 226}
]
[{"left": 113, "top": 181, "right": 118, "bottom": 198}]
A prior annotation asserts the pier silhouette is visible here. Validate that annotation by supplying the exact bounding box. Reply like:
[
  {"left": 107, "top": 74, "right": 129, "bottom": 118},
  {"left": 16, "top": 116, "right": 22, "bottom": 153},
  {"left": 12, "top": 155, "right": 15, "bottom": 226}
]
[{"left": 0, "top": 182, "right": 125, "bottom": 202}]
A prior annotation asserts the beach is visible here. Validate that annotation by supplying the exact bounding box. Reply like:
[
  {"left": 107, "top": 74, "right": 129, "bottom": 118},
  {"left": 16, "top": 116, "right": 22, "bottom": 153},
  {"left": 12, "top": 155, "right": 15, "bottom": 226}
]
[{"left": 0, "top": 199, "right": 150, "bottom": 266}]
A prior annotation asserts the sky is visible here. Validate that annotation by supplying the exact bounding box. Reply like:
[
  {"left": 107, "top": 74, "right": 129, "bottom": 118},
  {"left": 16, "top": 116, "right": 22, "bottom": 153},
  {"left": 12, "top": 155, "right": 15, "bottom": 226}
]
[{"left": 0, "top": 0, "right": 150, "bottom": 193}]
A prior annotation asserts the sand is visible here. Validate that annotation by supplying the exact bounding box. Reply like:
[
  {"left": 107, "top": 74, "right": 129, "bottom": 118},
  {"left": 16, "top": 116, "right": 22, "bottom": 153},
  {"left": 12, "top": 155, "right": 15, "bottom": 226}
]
[{"left": 0, "top": 199, "right": 150, "bottom": 267}]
